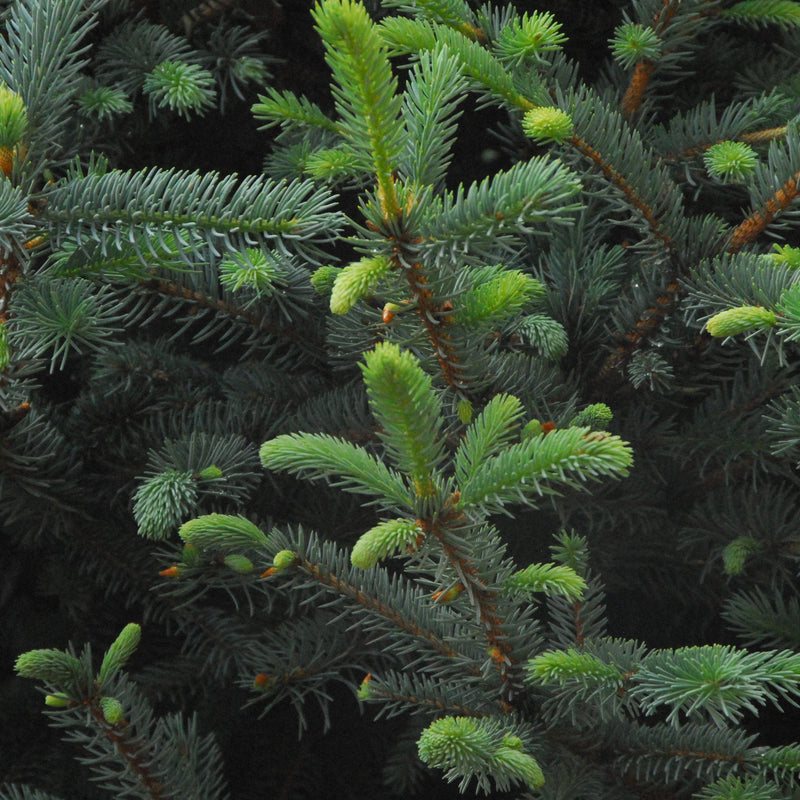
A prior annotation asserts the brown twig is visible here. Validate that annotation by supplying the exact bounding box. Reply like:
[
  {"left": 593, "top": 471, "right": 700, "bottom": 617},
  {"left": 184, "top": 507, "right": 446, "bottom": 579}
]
[{"left": 727, "top": 170, "right": 800, "bottom": 253}]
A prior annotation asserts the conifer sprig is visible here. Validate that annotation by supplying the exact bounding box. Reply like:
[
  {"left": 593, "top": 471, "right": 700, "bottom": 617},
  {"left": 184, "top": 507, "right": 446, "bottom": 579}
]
[
  {"left": 6, "top": 0, "right": 800, "bottom": 796},
  {"left": 0, "top": 0, "right": 102, "bottom": 176},
  {"left": 260, "top": 432, "right": 414, "bottom": 510},
  {"left": 360, "top": 342, "right": 447, "bottom": 497},
  {"left": 378, "top": 17, "right": 537, "bottom": 110},
  {"left": 457, "top": 427, "right": 633, "bottom": 515},
  {"left": 43, "top": 168, "right": 343, "bottom": 264},
  {"left": 314, "top": 0, "right": 404, "bottom": 220},
  {"left": 13, "top": 627, "right": 229, "bottom": 799}
]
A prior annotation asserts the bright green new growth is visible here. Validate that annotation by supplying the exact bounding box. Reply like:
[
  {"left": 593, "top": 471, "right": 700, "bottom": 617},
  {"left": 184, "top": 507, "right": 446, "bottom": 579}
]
[
  {"left": 45, "top": 693, "right": 72, "bottom": 708},
  {"left": 15, "top": 649, "right": 84, "bottom": 690},
  {"left": 521, "top": 106, "right": 573, "bottom": 144},
  {"left": 360, "top": 342, "right": 446, "bottom": 498},
  {"left": 351, "top": 518, "right": 424, "bottom": 568},
  {"left": 252, "top": 86, "right": 340, "bottom": 133},
  {"left": 504, "top": 562, "right": 586, "bottom": 600},
  {"left": 571, "top": 402, "right": 614, "bottom": 429},
  {"left": 259, "top": 430, "right": 412, "bottom": 509},
  {"left": 705, "top": 305, "right": 777, "bottom": 337},
  {"left": 310, "top": 265, "right": 341, "bottom": 296},
  {"left": 527, "top": 648, "right": 625, "bottom": 684},
  {"left": 222, "top": 554, "right": 255, "bottom": 574},
  {"left": 493, "top": 11, "right": 566, "bottom": 65},
  {"left": 0, "top": 83, "right": 27, "bottom": 147},
  {"left": 329, "top": 255, "right": 392, "bottom": 313},
  {"left": 456, "top": 426, "right": 633, "bottom": 514},
  {"left": 704, "top": 141, "right": 759, "bottom": 183},
  {"left": 270, "top": 549, "right": 297, "bottom": 572},
  {"left": 262, "top": 343, "right": 632, "bottom": 519},
  {"left": 455, "top": 268, "right": 545, "bottom": 326},
  {"left": 196, "top": 465, "right": 223, "bottom": 480},
  {"left": 723, "top": 537, "right": 760, "bottom": 575},
  {"left": 98, "top": 623, "right": 141, "bottom": 686},
  {"left": 313, "top": 0, "right": 403, "bottom": 219},
  {"left": 771, "top": 244, "right": 800, "bottom": 269},
  {"left": 452, "top": 393, "right": 526, "bottom": 484},
  {"left": 99, "top": 696, "right": 124, "bottom": 724},
  {"left": 417, "top": 716, "right": 545, "bottom": 793},
  {"left": 178, "top": 513, "right": 269, "bottom": 550},
  {"left": 610, "top": 23, "right": 662, "bottom": 69},
  {"left": 777, "top": 284, "right": 800, "bottom": 342},
  {"left": 219, "top": 248, "right": 279, "bottom": 295}
]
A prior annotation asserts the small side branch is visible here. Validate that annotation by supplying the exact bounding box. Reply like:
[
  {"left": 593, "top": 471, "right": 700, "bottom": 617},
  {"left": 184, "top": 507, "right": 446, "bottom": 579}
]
[
  {"left": 599, "top": 281, "right": 681, "bottom": 382},
  {"left": 727, "top": 170, "right": 800, "bottom": 253},
  {"left": 368, "top": 681, "right": 484, "bottom": 718},
  {"left": 88, "top": 702, "right": 166, "bottom": 800},
  {"left": 141, "top": 277, "right": 321, "bottom": 353},
  {"left": 569, "top": 135, "right": 676, "bottom": 251},
  {"left": 301, "top": 557, "right": 470, "bottom": 664}
]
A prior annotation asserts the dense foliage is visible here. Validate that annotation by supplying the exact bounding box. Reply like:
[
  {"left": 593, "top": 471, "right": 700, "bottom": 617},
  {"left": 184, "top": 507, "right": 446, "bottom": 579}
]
[{"left": 2, "top": 0, "right": 800, "bottom": 798}]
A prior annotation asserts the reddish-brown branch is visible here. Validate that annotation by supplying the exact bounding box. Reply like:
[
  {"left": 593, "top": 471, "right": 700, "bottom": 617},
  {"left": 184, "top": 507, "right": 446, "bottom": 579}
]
[
  {"left": 420, "top": 512, "right": 518, "bottom": 712},
  {"left": 393, "top": 251, "right": 469, "bottom": 395},
  {"left": 141, "top": 277, "right": 321, "bottom": 353},
  {"left": 572, "top": 600, "right": 586, "bottom": 646},
  {"left": 739, "top": 126, "right": 788, "bottom": 145},
  {"left": 727, "top": 170, "right": 800, "bottom": 253},
  {"left": 88, "top": 702, "right": 166, "bottom": 799},
  {"left": 569, "top": 134, "right": 675, "bottom": 251},
  {"left": 0, "top": 256, "right": 23, "bottom": 326},
  {"left": 599, "top": 281, "right": 681, "bottom": 380},
  {"left": 301, "top": 557, "right": 473, "bottom": 665},
  {"left": 652, "top": 0, "right": 681, "bottom": 29},
  {"left": 621, "top": 60, "right": 655, "bottom": 118},
  {"left": 620, "top": 0, "right": 681, "bottom": 117},
  {"left": 142, "top": 278, "right": 265, "bottom": 327}
]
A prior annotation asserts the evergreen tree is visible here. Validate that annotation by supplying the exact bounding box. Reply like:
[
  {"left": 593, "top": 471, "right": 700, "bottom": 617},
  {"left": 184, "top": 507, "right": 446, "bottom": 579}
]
[{"left": 2, "top": 0, "right": 800, "bottom": 798}]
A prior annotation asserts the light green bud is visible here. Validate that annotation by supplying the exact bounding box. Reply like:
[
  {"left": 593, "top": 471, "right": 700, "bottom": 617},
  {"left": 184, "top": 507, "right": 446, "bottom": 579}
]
[
  {"left": 522, "top": 107, "right": 573, "bottom": 144},
  {"left": 351, "top": 519, "right": 423, "bottom": 569},
  {"left": 100, "top": 696, "right": 125, "bottom": 724},
  {"left": 223, "top": 554, "right": 255, "bottom": 574},
  {"left": 705, "top": 306, "right": 776, "bottom": 337}
]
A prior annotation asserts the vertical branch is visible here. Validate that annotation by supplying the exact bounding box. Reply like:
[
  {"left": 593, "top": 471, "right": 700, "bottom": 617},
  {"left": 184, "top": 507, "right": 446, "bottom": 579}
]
[
  {"left": 421, "top": 511, "right": 520, "bottom": 712},
  {"left": 620, "top": 0, "right": 681, "bottom": 117},
  {"left": 87, "top": 702, "right": 166, "bottom": 800},
  {"left": 621, "top": 60, "right": 655, "bottom": 118},
  {"left": 391, "top": 241, "right": 471, "bottom": 396}
]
